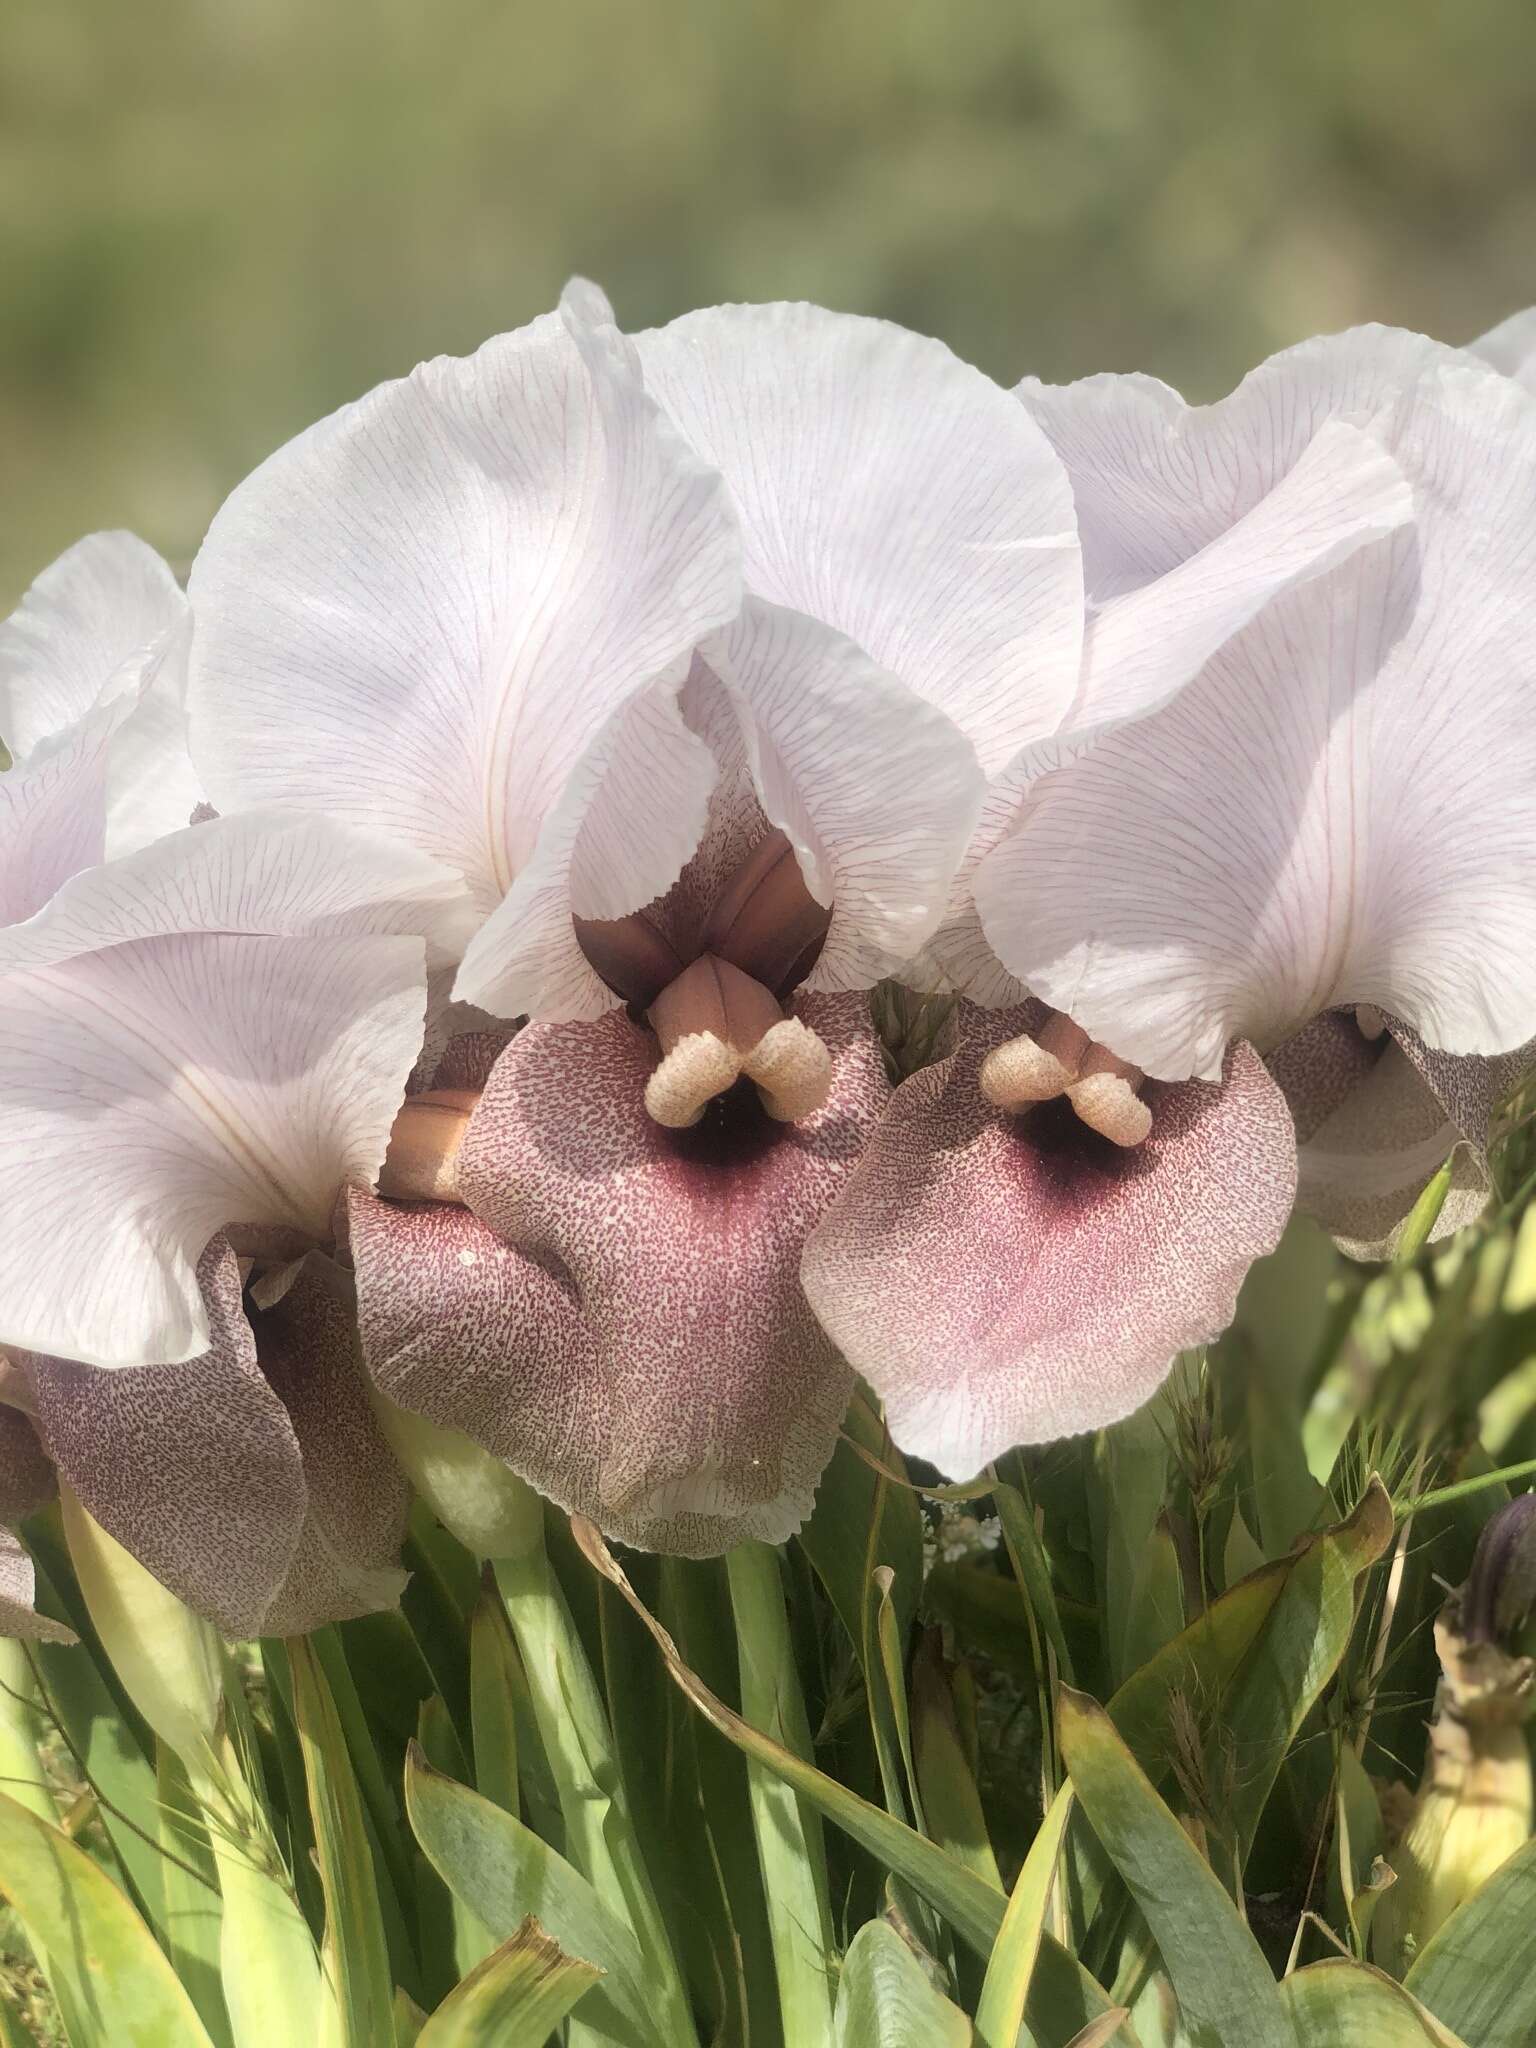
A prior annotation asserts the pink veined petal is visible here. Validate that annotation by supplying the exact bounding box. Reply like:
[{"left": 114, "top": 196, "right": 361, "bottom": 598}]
[
  {"left": 352, "top": 992, "right": 890, "bottom": 1555},
  {"left": 0, "top": 808, "right": 476, "bottom": 977},
  {"left": 1469, "top": 307, "right": 1536, "bottom": 393},
  {"left": 800, "top": 1002, "right": 1296, "bottom": 1480},
  {"left": 0, "top": 930, "right": 427, "bottom": 1369},
  {"left": 25, "top": 1241, "right": 406, "bottom": 1637},
  {"left": 188, "top": 281, "right": 741, "bottom": 1007},
  {"left": 0, "top": 531, "right": 186, "bottom": 764},
  {"left": 635, "top": 301, "right": 1083, "bottom": 781},
  {"left": 699, "top": 598, "right": 984, "bottom": 990},
  {"left": 924, "top": 352, "right": 1413, "bottom": 1008},
  {"left": 977, "top": 347, "right": 1536, "bottom": 1080}
]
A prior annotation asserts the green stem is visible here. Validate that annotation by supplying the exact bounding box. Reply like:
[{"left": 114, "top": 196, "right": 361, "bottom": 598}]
[
  {"left": 494, "top": 1525, "right": 696, "bottom": 2048},
  {"left": 1398, "top": 1455, "right": 1536, "bottom": 1517},
  {"left": 725, "top": 1541, "right": 836, "bottom": 2048}
]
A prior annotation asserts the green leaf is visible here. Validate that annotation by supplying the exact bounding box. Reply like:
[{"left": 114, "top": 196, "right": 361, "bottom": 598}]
[
  {"left": 289, "top": 1635, "right": 395, "bottom": 2048},
  {"left": 973, "top": 1783, "right": 1074, "bottom": 2048},
  {"left": 1215, "top": 1479, "right": 1394, "bottom": 1863},
  {"left": 155, "top": 1744, "right": 232, "bottom": 2048},
  {"left": 416, "top": 1916, "right": 601, "bottom": 2046},
  {"left": 993, "top": 1471, "right": 1076, "bottom": 1684},
  {"left": 1118, "top": 1517, "right": 1186, "bottom": 1681},
  {"left": 492, "top": 1521, "right": 695, "bottom": 2046},
  {"left": 1056, "top": 1688, "right": 1289, "bottom": 2048},
  {"left": 725, "top": 1542, "right": 837, "bottom": 2048},
  {"left": 1089, "top": 1407, "right": 1171, "bottom": 1692},
  {"left": 577, "top": 1525, "right": 1138, "bottom": 2047},
  {"left": 572, "top": 1517, "right": 1005, "bottom": 1960},
  {"left": 1062, "top": 2016, "right": 1133, "bottom": 2048},
  {"left": 1404, "top": 1833, "right": 1536, "bottom": 2047},
  {"left": 0, "top": 1784, "right": 216, "bottom": 2048},
  {"left": 1280, "top": 1959, "right": 1466, "bottom": 2044},
  {"left": 910, "top": 1634, "right": 1003, "bottom": 1891},
  {"left": 799, "top": 1391, "right": 924, "bottom": 1662},
  {"left": 830, "top": 1920, "right": 969, "bottom": 2047},
  {"left": 403, "top": 1741, "right": 658, "bottom": 2048},
  {"left": 467, "top": 1579, "right": 520, "bottom": 1816}
]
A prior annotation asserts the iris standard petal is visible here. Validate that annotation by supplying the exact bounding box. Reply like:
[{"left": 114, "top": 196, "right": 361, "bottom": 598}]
[
  {"left": 977, "top": 346, "right": 1536, "bottom": 1079},
  {"left": 0, "top": 929, "right": 427, "bottom": 1367},
  {"left": 634, "top": 300, "right": 1083, "bottom": 781},
  {"left": 801, "top": 1002, "right": 1296, "bottom": 1480},
  {"left": 187, "top": 282, "right": 740, "bottom": 1021},
  {"left": 0, "top": 531, "right": 186, "bottom": 765}
]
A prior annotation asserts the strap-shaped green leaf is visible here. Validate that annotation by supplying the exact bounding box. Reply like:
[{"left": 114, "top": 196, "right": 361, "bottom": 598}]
[
  {"left": 403, "top": 1741, "right": 660, "bottom": 2048},
  {"left": 1404, "top": 1834, "right": 1536, "bottom": 2047},
  {"left": 0, "top": 1785, "right": 216, "bottom": 2048},
  {"left": 831, "top": 1921, "right": 970, "bottom": 2047},
  {"left": 1057, "top": 1688, "right": 1290, "bottom": 2048}
]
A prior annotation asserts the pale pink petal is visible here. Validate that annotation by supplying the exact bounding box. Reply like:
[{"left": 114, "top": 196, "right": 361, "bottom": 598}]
[
  {"left": 188, "top": 282, "right": 739, "bottom": 1012},
  {"left": 352, "top": 993, "right": 889, "bottom": 1554},
  {"left": 977, "top": 349, "right": 1536, "bottom": 1078},
  {"left": 699, "top": 599, "right": 984, "bottom": 989},
  {"left": 25, "top": 1242, "right": 406, "bottom": 1637},
  {"left": 635, "top": 301, "right": 1082, "bottom": 780},
  {"left": 0, "top": 930, "right": 426, "bottom": 1367},
  {"left": 801, "top": 1002, "right": 1296, "bottom": 1479},
  {"left": 0, "top": 532, "right": 186, "bottom": 764},
  {"left": 0, "top": 808, "right": 475, "bottom": 977},
  {"left": 1470, "top": 308, "right": 1536, "bottom": 393}
]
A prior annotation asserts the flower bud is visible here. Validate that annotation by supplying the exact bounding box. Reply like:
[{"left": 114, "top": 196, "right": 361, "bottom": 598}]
[
  {"left": 368, "top": 1390, "right": 542, "bottom": 1559},
  {"left": 1374, "top": 1503, "right": 1536, "bottom": 1971},
  {"left": 59, "top": 1482, "right": 223, "bottom": 1762}
]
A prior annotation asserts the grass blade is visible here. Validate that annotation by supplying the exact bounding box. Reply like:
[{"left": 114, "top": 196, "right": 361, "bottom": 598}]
[
  {"left": 973, "top": 1784, "right": 1074, "bottom": 2048},
  {"left": 726, "top": 1543, "right": 837, "bottom": 2046},
  {"left": 289, "top": 1636, "right": 394, "bottom": 2048}
]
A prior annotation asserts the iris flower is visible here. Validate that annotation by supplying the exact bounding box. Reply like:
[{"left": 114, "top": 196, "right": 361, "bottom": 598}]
[
  {"left": 807, "top": 327, "right": 1536, "bottom": 1477},
  {"left": 0, "top": 538, "right": 470, "bottom": 1633},
  {"left": 185, "top": 288, "right": 1112, "bottom": 1549}
]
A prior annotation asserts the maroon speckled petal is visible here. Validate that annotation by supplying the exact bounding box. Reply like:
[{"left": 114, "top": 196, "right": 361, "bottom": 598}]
[
  {"left": 801, "top": 1001, "right": 1296, "bottom": 1479},
  {"left": 352, "top": 991, "right": 889, "bottom": 1554},
  {"left": 0, "top": 1407, "right": 73, "bottom": 1642},
  {"left": 0, "top": 1403, "right": 56, "bottom": 1526},
  {"left": 27, "top": 1240, "right": 407, "bottom": 1636},
  {"left": 0, "top": 1527, "right": 75, "bottom": 1643},
  {"left": 247, "top": 1256, "right": 410, "bottom": 1636},
  {"left": 1275, "top": 1013, "right": 1534, "bottom": 1258}
]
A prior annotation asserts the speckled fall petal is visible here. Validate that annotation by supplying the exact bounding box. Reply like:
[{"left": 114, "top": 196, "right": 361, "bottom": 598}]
[
  {"left": 350, "top": 991, "right": 890, "bottom": 1554},
  {"left": 801, "top": 1001, "right": 1296, "bottom": 1480},
  {"left": 0, "top": 1405, "right": 74, "bottom": 1643},
  {"left": 24, "top": 1240, "right": 407, "bottom": 1637},
  {"left": 1273, "top": 1012, "right": 1533, "bottom": 1259}
]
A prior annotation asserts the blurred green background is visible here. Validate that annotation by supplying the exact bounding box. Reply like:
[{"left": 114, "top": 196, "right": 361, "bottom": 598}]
[{"left": 3, "top": 0, "right": 1535, "bottom": 601}]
